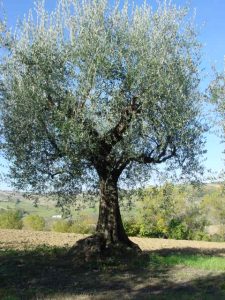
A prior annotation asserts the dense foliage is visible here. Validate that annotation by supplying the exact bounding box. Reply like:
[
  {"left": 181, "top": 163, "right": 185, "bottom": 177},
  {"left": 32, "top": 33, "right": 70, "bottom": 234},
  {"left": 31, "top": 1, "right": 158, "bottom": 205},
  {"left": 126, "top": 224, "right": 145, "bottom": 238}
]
[
  {"left": 0, "top": 0, "right": 205, "bottom": 193},
  {"left": 23, "top": 214, "right": 45, "bottom": 231},
  {"left": 124, "top": 183, "right": 209, "bottom": 240},
  {"left": 0, "top": 0, "right": 206, "bottom": 247},
  {"left": 210, "top": 66, "right": 225, "bottom": 137},
  {"left": 0, "top": 210, "right": 23, "bottom": 229}
]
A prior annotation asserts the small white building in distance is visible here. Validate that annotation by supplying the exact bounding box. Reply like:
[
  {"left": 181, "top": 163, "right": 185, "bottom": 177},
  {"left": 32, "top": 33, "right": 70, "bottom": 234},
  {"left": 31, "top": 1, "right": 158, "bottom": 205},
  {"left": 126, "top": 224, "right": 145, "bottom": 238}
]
[{"left": 52, "top": 215, "right": 62, "bottom": 219}]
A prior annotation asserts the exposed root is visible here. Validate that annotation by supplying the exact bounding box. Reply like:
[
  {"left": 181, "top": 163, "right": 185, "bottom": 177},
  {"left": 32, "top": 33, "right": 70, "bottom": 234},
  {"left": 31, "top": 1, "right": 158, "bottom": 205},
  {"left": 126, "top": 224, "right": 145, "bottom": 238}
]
[{"left": 67, "top": 234, "right": 142, "bottom": 263}]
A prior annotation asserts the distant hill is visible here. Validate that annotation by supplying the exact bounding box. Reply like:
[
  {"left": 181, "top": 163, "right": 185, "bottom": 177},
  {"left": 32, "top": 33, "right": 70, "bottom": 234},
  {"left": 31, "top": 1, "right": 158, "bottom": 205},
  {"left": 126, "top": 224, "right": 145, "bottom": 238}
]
[
  {"left": 0, "top": 190, "right": 26, "bottom": 202},
  {"left": 0, "top": 182, "right": 223, "bottom": 202},
  {"left": 0, "top": 190, "right": 60, "bottom": 218},
  {"left": 0, "top": 182, "right": 223, "bottom": 218}
]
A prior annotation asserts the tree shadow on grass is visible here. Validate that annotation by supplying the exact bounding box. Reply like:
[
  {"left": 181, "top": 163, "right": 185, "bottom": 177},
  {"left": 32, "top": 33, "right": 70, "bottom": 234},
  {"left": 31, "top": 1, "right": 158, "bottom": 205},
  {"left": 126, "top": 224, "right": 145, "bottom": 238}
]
[{"left": 1, "top": 246, "right": 225, "bottom": 299}]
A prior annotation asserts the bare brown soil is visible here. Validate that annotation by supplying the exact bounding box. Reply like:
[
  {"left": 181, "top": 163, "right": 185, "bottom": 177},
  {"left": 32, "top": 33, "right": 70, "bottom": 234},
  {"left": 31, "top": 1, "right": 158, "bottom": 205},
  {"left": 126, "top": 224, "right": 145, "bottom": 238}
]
[
  {"left": 0, "top": 229, "right": 87, "bottom": 249},
  {"left": 1, "top": 228, "right": 225, "bottom": 252}
]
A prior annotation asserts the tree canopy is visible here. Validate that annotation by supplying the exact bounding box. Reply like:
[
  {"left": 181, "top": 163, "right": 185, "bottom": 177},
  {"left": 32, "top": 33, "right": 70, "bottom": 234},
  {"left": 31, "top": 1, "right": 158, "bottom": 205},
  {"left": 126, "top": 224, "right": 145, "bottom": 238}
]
[
  {"left": 0, "top": 0, "right": 206, "bottom": 250},
  {"left": 210, "top": 65, "right": 225, "bottom": 139}
]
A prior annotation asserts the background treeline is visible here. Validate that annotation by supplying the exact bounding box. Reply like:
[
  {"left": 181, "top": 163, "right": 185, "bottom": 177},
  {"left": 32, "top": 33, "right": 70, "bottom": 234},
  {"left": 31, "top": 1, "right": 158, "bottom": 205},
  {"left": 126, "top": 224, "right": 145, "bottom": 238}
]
[
  {"left": 0, "top": 182, "right": 225, "bottom": 241},
  {"left": 123, "top": 183, "right": 209, "bottom": 241}
]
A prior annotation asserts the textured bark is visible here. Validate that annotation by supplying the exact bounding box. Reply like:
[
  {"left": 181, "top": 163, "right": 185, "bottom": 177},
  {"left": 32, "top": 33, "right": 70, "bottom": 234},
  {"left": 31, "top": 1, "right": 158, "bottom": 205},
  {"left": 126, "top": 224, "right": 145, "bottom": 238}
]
[
  {"left": 68, "top": 175, "right": 141, "bottom": 261},
  {"left": 96, "top": 177, "right": 133, "bottom": 246}
]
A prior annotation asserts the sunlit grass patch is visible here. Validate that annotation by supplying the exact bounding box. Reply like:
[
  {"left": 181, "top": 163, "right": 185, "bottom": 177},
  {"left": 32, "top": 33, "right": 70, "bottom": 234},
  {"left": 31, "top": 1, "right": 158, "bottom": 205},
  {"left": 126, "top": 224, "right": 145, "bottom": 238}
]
[{"left": 150, "top": 253, "right": 225, "bottom": 271}]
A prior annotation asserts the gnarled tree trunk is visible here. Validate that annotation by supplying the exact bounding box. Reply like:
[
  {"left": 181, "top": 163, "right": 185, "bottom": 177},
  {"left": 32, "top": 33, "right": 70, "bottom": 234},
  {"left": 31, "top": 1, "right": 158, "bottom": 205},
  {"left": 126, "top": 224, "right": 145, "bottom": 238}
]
[
  {"left": 96, "top": 177, "right": 132, "bottom": 246},
  {"left": 69, "top": 174, "right": 140, "bottom": 261}
]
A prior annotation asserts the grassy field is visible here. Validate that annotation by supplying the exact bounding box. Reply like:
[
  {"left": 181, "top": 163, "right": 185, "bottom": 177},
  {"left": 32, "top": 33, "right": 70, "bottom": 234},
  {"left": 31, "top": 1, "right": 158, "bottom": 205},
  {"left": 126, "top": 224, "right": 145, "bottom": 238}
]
[
  {"left": 0, "top": 200, "right": 58, "bottom": 218},
  {"left": 1, "top": 230, "right": 225, "bottom": 299},
  {"left": 0, "top": 195, "right": 99, "bottom": 220}
]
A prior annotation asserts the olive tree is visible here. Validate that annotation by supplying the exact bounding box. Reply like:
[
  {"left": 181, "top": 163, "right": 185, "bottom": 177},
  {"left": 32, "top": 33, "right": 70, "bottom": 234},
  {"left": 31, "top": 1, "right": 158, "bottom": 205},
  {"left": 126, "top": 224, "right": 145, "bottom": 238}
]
[
  {"left": 0, "top": 0, "right": 205, "bottom": 252},
  {"left": 210, "top": 66, "right": 225, "bottom": 135}
]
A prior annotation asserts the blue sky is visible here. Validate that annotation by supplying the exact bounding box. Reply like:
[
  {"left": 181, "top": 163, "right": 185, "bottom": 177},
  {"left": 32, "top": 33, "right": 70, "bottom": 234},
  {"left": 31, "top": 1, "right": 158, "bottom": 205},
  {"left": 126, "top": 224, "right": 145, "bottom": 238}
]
[{"left": 0, "top": 0, "right": 224, "bottom": 189}]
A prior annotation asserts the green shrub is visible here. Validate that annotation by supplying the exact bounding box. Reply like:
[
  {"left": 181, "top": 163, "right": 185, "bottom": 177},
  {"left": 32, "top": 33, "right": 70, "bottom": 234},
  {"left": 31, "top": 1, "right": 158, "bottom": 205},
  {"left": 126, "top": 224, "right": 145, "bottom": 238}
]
[
  {"left": 190, "top": 230, "right": 210, "bottom": 241},
  {"left": 23, "top": 214, "right": 45, "bottom": 231},
  {"left": 0, "top": 210, "right": 23, "bottom": 229},
  {"left": 135, "top": 213, "right": 170, "bottom": 238},
  {"left": 209, "top": 234, "right": 224, "bottom": 242},
  {"left": 138, "top": 222, "right": 168, "bottom": 238},
  {"left": 69, "top": 222, "right": 95, "bottom": 234},
  {"left": 139, "top": 223, "right": 153, "bottom": 237},
  {"left": 168, "top": 219, "right": 189, "bottom": 240},
  {"left": 123, "top": 218, "right": 140, "bottom": 236},
  {"left": 136, "top": 183, "right": 210, "bottom": 241},
  {"left": 51, "top": 219, "right": 71, "bottom": 233}
]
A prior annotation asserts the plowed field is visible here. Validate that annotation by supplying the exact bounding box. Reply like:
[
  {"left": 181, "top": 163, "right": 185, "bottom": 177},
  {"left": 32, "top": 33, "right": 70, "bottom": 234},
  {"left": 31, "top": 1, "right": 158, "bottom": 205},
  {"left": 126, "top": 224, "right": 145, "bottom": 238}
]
[{"left": 1, "top": 228, "right": 225, "bottom": 252}]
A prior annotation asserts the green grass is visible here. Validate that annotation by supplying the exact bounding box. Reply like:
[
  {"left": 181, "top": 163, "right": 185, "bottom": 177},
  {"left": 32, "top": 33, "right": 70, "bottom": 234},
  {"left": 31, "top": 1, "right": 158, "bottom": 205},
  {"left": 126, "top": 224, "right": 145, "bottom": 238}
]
[
  {"left": 0, "top": 200, "right": 99, "bottom": 220},
  {"left": 0, "top": 200, "right": 59, "bottom": 218},
  {"left": 150, "top": 253, "right": 225, "bottom": 271}
]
